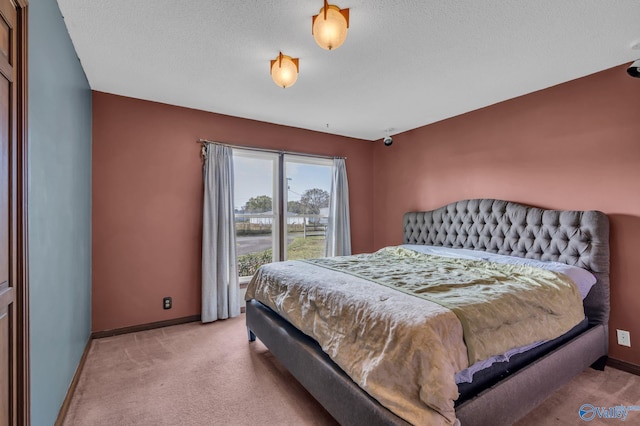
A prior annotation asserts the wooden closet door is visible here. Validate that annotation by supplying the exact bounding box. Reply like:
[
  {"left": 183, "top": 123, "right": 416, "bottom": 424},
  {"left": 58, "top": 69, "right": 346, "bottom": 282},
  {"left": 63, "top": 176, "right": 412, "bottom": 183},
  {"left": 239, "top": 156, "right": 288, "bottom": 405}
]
[{"left": 0, "top": 67, "right": 11, "bottom": 422}]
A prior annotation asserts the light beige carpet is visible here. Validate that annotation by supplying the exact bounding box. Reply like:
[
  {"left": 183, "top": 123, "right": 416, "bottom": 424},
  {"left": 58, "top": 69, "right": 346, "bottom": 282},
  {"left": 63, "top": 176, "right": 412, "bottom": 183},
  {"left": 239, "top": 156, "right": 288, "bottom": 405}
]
[
  {"left": 64, "top": 315, "right": 640, "bottom": 426},
  {"left": 516, "top": 365, "right": 640, "bottom": 426},
  {"left": 64, "top": 316, "right": 337, "bottom": 426}
]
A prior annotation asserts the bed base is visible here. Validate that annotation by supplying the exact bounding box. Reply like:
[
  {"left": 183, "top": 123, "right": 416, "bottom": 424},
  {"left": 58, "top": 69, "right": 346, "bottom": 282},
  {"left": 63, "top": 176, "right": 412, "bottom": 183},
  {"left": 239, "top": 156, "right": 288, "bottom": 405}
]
[{"left": 247, "top": 299, "right": 607, "bottom": 426}]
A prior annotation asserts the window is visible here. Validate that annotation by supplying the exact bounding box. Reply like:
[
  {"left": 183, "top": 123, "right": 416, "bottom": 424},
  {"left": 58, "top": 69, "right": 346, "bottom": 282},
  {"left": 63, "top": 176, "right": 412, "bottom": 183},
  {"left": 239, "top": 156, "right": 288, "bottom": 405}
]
[{"left": 233, "top": 150, "right": 332, "bottom": 279}]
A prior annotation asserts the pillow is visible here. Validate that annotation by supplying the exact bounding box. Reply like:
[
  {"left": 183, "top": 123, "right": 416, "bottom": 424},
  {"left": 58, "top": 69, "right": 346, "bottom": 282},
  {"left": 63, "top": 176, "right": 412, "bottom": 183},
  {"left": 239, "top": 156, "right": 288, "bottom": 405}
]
[{"left": 401, "top": 245, "right": 597, "bottom": 299}]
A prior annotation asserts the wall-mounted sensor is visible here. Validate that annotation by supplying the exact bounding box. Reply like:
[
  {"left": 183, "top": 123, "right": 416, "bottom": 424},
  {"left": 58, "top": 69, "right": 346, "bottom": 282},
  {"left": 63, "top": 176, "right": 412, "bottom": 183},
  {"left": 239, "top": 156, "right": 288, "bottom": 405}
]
[
  {"left": 627, "top": 59, "right": 640, "bottom": 78},
  {"left": 383, "top": 128, "right": 394, "bottom": 146}
]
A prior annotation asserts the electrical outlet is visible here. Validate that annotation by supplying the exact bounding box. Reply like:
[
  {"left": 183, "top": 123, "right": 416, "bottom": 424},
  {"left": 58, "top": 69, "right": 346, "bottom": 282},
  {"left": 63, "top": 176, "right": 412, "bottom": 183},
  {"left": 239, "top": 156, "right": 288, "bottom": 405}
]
[
  {"left": 617, "top": 329, "right": 631, "bottom": 347},
  {"left": 163, "top": 297, "right": 172, "bottom": 310}
]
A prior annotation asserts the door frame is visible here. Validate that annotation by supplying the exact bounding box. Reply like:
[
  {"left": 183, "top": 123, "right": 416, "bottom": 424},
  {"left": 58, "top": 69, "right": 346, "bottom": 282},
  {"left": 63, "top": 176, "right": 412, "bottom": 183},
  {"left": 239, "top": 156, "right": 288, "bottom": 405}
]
[{"left": 12, "top": 0, "right": 29, "bottom": 424}]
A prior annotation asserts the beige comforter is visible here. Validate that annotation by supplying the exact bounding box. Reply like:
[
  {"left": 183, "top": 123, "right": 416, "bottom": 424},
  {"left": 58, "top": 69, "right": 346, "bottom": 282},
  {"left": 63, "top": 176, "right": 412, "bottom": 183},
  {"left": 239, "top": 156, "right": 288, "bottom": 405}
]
[{"left": 245, "top": 247, "right": 585, "bottom": 425}]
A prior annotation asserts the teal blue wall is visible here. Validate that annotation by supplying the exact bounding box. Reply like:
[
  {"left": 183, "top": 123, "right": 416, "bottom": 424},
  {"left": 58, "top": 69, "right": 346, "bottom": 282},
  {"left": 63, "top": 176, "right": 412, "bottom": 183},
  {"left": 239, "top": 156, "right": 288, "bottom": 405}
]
[{"left": 28, "top": 0, "right": 92, "bottom": 424}]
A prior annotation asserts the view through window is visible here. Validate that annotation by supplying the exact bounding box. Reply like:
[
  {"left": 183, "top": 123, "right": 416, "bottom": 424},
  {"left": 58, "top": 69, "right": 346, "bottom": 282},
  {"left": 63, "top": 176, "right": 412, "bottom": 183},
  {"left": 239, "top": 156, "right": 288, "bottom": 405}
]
[{"left": 233, "top": 150, "right": 332, "bottom": 278}]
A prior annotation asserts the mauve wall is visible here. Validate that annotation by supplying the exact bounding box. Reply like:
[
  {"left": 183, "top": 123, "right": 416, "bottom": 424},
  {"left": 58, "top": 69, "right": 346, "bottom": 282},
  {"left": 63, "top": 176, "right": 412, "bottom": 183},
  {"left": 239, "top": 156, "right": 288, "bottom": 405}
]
[
  {"left": 92, "top": 92, "right": 373, "bottom": 332},
  {"left": 372, "top": 64, "right": 640, "bottom": 365}
]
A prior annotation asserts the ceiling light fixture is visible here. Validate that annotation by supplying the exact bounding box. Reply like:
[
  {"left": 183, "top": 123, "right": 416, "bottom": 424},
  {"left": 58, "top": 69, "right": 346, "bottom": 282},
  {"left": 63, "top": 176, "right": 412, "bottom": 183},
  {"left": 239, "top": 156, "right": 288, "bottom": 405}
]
[
  {"left": 270, "top": 52, "right": 299, "bottom": 88},
  {"left": 312, "top": 0, "right": 350, "bottom": 51}
]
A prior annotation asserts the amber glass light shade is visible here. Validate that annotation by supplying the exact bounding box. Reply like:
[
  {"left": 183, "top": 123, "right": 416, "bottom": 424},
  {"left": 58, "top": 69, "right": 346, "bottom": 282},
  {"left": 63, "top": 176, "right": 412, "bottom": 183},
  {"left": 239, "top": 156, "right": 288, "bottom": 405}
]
[
  {"left": 312, "top": 1, "right": 349, "bottom": 51},
  {"left": 270, "top": 52, "right": 299, "bottom": 88}
]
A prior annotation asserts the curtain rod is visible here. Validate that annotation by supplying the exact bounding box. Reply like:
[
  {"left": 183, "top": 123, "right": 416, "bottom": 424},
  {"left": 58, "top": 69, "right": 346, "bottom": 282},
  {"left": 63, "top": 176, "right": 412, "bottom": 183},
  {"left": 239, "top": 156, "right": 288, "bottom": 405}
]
[{"left": 196, "top": 139, "right": 346, "bottom": 160}]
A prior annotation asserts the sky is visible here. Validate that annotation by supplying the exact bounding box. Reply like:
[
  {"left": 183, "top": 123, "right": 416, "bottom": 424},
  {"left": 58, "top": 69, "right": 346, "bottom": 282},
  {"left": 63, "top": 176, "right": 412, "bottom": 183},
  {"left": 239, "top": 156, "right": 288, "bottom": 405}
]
[{"left": 233, "top": 153, "right": 332, "bottom": 211}]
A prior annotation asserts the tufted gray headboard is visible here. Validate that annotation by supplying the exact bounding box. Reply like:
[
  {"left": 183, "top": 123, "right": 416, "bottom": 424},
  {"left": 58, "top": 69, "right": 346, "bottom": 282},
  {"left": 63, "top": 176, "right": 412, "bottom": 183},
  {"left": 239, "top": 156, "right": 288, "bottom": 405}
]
[{"left": 403, "top": 199, "right": 610, "bottom": 326}]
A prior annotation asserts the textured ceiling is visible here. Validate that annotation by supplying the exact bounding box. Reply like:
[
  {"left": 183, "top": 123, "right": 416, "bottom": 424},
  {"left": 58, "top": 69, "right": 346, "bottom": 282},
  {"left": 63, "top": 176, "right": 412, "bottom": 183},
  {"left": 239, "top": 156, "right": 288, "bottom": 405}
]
[{"left": 57, "top": 0, "right": 640, "bottom": 141}]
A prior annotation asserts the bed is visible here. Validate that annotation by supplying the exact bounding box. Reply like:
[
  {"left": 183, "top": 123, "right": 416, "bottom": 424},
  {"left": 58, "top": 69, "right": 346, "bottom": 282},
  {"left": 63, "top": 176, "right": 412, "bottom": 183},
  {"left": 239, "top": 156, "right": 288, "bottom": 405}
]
[{"left": 245, "top": 199, "right": 610, "bottom": 425}]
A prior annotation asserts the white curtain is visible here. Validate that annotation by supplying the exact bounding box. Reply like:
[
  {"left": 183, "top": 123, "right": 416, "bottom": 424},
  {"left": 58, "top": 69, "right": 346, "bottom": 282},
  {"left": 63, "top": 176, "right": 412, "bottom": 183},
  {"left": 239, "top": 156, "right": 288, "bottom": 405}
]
[
  {"left": 326, "top": 158, "right": 351, "bottom": 257},
  {"left": 201, "top": 144, "right": 240, "bottom": 323}
]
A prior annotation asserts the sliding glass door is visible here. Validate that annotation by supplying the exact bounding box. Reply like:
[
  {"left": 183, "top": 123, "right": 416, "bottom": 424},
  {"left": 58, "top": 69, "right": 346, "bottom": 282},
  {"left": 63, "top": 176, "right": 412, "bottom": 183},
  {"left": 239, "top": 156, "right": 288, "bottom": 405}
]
[
  {"left": 233, "top": 150, "right": 279, "bottom": 279},
  {"left": 233, "top": 150, "right": 333, "bottom": 279},
  {"left": 283, "top": 155, "right": 332, "bottom": 261}
]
